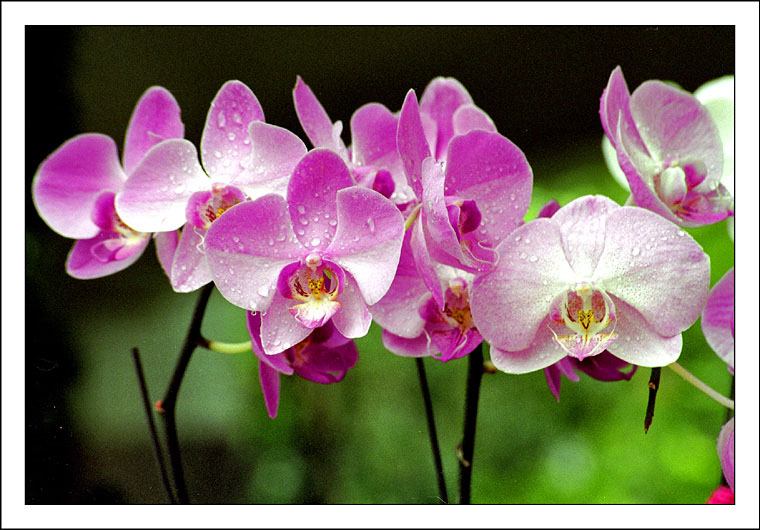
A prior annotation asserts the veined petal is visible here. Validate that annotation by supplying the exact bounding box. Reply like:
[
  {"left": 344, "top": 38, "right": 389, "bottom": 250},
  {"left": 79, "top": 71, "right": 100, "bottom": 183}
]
[
  {"left": 115, "top": 139, "right": 210, "bottom": 232},
  {"left": 382, "top": 329, "right": 436, "bottom": 358},
  {"left": 200, "top": 80, "right": 265, "bottom": 183},
  {"left": 599, "top": 66, "right": 648, "bottom": 155},
  {"left": 32, "top": 134, "right": 126, "bottom": 239},
  {"left": 445, "top": 129, "right": 532, "bottom": 246},
  {"left": 452, "top": 104, "right": 496, "bottom": 136},
  {"left": 701, "top": 267, "right": 734, "bottom": 371},
  {"left": 605, "top": 296, "right": 682, "bottom": 367},
  {"left": 122, "top": 86, "right": 184, "bottom": 175},
  {"left": 350, "top": 103, "right": 399, "bottom": 167},
  {"left": 471, "top": 218, "right": 577, "bottom": 352},
  {"left": 260, "top": 291, "right": 313, "bottom": 355},
  {"left": 593, "top": 206, "right": 710, "bottom": 337},
  {"left": 411, "top": 212, "right": 445, "bottom": 309},
  {"left": 489, "top": 317, "right": 567, "bottom": 374},
  {"left": 65, "top": 232, "right": 149, "bottom": 279},
  {"left": 325, "top": 186, "right": 404, "bottom": 306},
  {"left": 397, "top": 89, "right": 431, "bottom": 201},
  {"left": 246, "top": 311, "right": 294, "bottom": 374},
  {"left": 630, "top": 81, "right": 723, "bottom": 190},
  {"left": 551, "top": 195, "right": 620, "bottom": 278},
  {"left": 330, "top": 273, "right": 372, "bottom": 339},
  {"left": 419, "top": 77, "right": 473, "bottom": 160},
  {"left": 170, "top": 225, "right": 213, "bottom": 293},
  {"left": 293, "top": 76, "right": 347, "bottom": 158},
  {"left": 237, "top": 121, "right": 307, "bottom": 199},
  {"left": 204, "top": 196, "right": 305, "bottom": 312},
  {"left": 287, "top": 149, "right": 353, "bottom": 251}
]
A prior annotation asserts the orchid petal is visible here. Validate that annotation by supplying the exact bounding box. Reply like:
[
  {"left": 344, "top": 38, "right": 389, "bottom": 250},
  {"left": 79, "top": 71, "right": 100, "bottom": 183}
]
[
  {"left": 260, "top": 291, "right": 313, "bottom": 355},
  {"left": 419, "top": 77, "right": 473, "bottom": 160},
  {"left": 350, "top": 103, "right": 399, "bottom": 167},
  {"left": 593, "top": 206, "right": 710, "bottom": 337},
  {"left": 397, "top": 89, "right": 431, "bottom": 201},
  {"left": 32, "top": 134, "right": 126, "bottom": 239},
  {"left": 452, "top": 104, "right": 496, "bottom": 135},
  {"left": 287, "top": 149, "right": 353, "bottom": 251},
  {"left": 258, "top": 361, "right": 281, "bottom": 419},
  {"left": 204, "top": 196, "right": 305, "bottom": 312},
  {"left": 154, "top": 231, "right": 179, "bottom": 280},
  {"left": 115, "top": 139, "right": 210, "bottom": 232},
  {"left": 246, "top": 311, "right": 294, "bottom": 374},
  {"left": 200, "top": 80, "right": 265, "bottom": 182},
  {"left": 293, "top": 76, "right": 347, "bottom": 158},
  {"left": 382, "top": 329, "right": 435, "bottom": 358},
  {"left": 330, "top": 275, "right": 372, "bottom": 339},
  {"left": 599, "top": 66, "right": 648, "bottom": 155},
  {"left": 701, "top": 267, "right": 734, "bottom": 371},
  {"left": 411, "top": 212, "right": 445, "bottom": 309},
  {"left": 471, "top": 218, "right": 576, "bottom": 352},
  {"left": 489, "top": 317, "right": 567, "bottom": 374},
  {"left": 325, "top": 186, "right": 404, "bottom": 306},
  {"left": 65, "top": 233, "right": 149, "bottom": 279},
  {"left": 717, "top": 417, "right": 734, "bottom": 492},
  {"left": 122, "top": 86, "right": 184, "bottom": 175},
  {"left": 170, "top": 225, "right": 212, "bottom": 293}
]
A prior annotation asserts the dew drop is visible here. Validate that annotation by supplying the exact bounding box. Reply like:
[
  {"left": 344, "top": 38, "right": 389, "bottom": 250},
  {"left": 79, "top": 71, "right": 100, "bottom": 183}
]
[
  {"left": 214, "top": 150, "right": 222, "bottom": 159},
  {"left": 275, "top": 233, "right": 286, "bottom": 242},
  {"left": 227, "top": 132, "right": 236, "bottom": 142},
  {"left": 677, "top": 230, "right": 686, "bottom": 237},
  {"left": 515, "top": 235, "right": 521, "bottom": 242},
  {"left": 299, "top": 217, "right": 309, "bottom": 226},
  {"left": 632, "top": 247, "right": 641, "bottom": 256},
  {"left": 268, "top": 237, "right": 274, "bottom": 246},
  {"left": 217, "top": 112, "right": 226, "bottom": 128},
  {"left": 311, "top": 237, "right": 320, "bottom": 247},
  {"left": 160, "top": 185, "right": 168, "bottom": 192},
  {"left": 519, "top": 252, "right": 527, "bottom": 259},
  {"left": 232, "top": 112, "right": 243, "bottom": 124},
  {"left": 529, "top": 255, "right": 538, "bottom": 263},
  {"left": 367, "top": 218, "right": 376, "bottom": 233},
  {"left": 174, "top": 184, "right": 185, "bottom": 194},
  {"left": 297, "top": 228, "right": 305, "bottom": 236},
  {"left": 328, "top": 219, "right": 338, "bottom": 227},
  {"left": 297, "top": 205, "right": 306, "bottom": 214},
  {"left": 509, "top": 193, "right": 515, "bottom": 201},
  {"left": 257, "top": 285, "right": 269, "bottom": 297}
]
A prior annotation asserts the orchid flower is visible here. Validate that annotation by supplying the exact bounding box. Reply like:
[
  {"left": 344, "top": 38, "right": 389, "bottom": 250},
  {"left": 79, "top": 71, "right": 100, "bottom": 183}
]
[
  {"left": 32, "top": 86, "right": 184, "bottom": 278},
  {"left": 204, "top": 148, "right": 404, "bottom": 355},
  {"left": 247, "top": 312, "right": 357, "bottom": 419},
  {"left": 701, "top": 267, "right": 734, "bottom": 373},
  {"left": 293, "top": 76, "right": 410, "bottom": 204},
  {"left": 470, "top": 195, "right": 710, "bottom": 373},
  {"left": 116, "top": 80, "right": 307, "bottom": 292},
  {"left": 600, "top": 67, "right": 733, "bottom": 227},
  {"left": 716, "top": 417, "right": 735, "bottom": 493},
  {"left": 397, "top": 89, "right": 533, "bottom": 306}
]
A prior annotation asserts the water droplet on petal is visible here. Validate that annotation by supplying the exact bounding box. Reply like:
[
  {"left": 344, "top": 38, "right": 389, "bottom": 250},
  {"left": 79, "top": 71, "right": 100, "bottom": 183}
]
[
  {"left": 227, "top": 132, "right": 236, "bottom": 142},
  {"left": 311, "top": 237, "right": 320, "bottom": 247},
  {"left": 257, "top": 285, "right": 269, "bottom": 297},
  {"left": 232, "top": 112, "right": 243, "bottom": 124},
  {"left": 677, "top": 230, "right": 686, "bottom": 237},
  {"left": 529, "top": 255, "right": 537, "bottom": 263},
  {"left": 217, "top": 112, "right": 226, "bottom": 128},
  {"left": 214, "top": 150, "right": 222, "bottom": 159},
  {"left": 632, "top": 247, "right": 641, "bottom": 256},
  {"left": 297, "top": 205, "right": 306, "bottom": 214},
  {"left": 299, "top": 217, "right": 309, "bottom": 226}
]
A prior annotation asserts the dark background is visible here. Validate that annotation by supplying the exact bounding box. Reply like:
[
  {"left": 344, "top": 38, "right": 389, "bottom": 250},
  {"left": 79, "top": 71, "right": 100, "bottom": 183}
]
[{"left": 25, "top": 26, "right": 735, "bottom": 504}]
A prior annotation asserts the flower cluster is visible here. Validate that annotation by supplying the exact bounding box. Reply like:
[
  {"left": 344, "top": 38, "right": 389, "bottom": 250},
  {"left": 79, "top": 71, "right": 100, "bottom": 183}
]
[{"left": 32, "top": 67, "right": 732, "bottom": 458}]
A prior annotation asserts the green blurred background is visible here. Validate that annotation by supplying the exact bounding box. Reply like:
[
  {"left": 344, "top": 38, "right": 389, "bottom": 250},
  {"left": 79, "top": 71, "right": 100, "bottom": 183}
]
[{"left": 25, "top": 26, "right": 734, "bottom": 504}]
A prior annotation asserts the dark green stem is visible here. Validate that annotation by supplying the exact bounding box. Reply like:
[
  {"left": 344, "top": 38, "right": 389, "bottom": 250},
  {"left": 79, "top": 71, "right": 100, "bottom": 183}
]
[
  {"left": 458, "top": 343, "right": 484, "bottom": 504},
  {"left": 644, "top": 367, "right": 662, "bottom": 433},
  {"left": 415, "top": 357, "right": 448, "bottom": 504},
  {"left": 159, "top": 283, "right": 214, "bottom": 504}
]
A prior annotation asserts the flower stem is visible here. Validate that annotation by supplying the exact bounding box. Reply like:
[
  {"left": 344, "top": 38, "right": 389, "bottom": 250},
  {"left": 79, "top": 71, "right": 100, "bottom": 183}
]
[
  {"left": 458, "top": 342, "right": 484, "bottom": 504},
  {"left": 205, "top": 340, "right": 252, "bottom": 354},
  {"left": 668, "top": 362, "right": 735, "bottom": 410},
  {"left": 414, "top": 357, "right": 449, "bottom": 504},
  {"left": 131, "top": 347, "right": 177, "bottom": 504},
  {"left": 158, "top": 283, "right": 214, "bottom": 504},
  {"left": 644, "top": 367, "right": 661, "bottom": 433},
  {"left": 623, "top": 193, "right": 636, "bottom": 206}
]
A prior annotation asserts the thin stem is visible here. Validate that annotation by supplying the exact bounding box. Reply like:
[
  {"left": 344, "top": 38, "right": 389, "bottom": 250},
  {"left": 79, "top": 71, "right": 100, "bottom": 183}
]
[
  {"left": 644, "top": 367, "right": 661, "bottom": 433},
  {"left": 131, "top": 347, "right": 177, "bottom": 504},
  {"left": 623, "top": 193, "right": 636, "bottom": 207},
  {"left": 668, "top": 362, "right": 735, "bottom": 410},
  {"left": 458, "top": 343, "right": 484, "bottom": 504},
  {"left": 414, "top": 357, "right": 448, "bottom": 504},
  {"left": 159, "top": 283, "right": 214, "bottom": 504},
  {"left": 205, "top": 339, "right": 252, "bottom": 354}
]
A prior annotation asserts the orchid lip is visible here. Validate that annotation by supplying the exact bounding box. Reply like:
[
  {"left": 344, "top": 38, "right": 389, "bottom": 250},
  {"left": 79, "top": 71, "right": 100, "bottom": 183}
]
[{"left": 278, "top": 259, "right": 346, "bottom": 329}]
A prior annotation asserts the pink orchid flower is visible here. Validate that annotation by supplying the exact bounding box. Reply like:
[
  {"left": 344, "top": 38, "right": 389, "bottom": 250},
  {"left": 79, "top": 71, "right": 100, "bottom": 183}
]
[
  {"left": 470, "top": 195, "right": 710, "bottom": 373},
  {"left": 116, "top": 80, "right": 307, "bottom": 292},
  {"left": 713, "top": 416, "right": 735, "bottom": 499},
  {"left": 397, "top": 88, "right": 533, "bottom": 307},
  {"left": 32, "top": 87, "right": 184, "bottom": 278},
  {"left": 204, "top": 148, "right": 404, "bottom": 355},
  {"left": 247, "top": 312, "right": 357, "bottom": 419},
  {"left": 701, "top": 267, "right": 734, "bottom": 373},
  {"left": 600, "top": 66, "right": 733, "bottom": 227}
]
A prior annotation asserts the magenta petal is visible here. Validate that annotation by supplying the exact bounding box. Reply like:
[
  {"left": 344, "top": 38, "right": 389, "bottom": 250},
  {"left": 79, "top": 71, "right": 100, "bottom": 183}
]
[
  {"left": 368, "top": 231, "right": 429, "bottom": 339},
  {"left": 239, "top": 121, "right": 307, "bottom": 198},
  {"left": 65, "top": 233, "right": 149, "bottom": 279},
  {"left": 537, "top": 199, "right": 561, "bottom": 219},
  {"left": 350, "top": 103, "right": 399, "bottom": 167},
  {"left": 630, "top": 81, "right": 723, "bottom": 188},
  {"left": 551, "top": 195, "right": 620, "bottom": 278},
  {"left": 204, "top": 196, "right": 305, "bottom": 312},
  {"left": 293, "top": 76, "right": 347, "bottom": 158},
  {"left": 154, "top": 230, "right": 179, "bottom": 279},
  {"left": 287, "top": 149, "right": 353, "bottom": 251},
  {"left": 701, "top": 267, "right": 734, "bottom": 371},
  {"left": 419, "top": 77, "right": 473, "bottom": 160},
  {"left": 706, "top": 485, "right": 734, "bottom": 504},
  {"left": 470, "top": 219, "right": 576, "bottom": 352},
  {"left": 170, "top": 225, "right": 212, "bottom": 293},
  {"left": 325, "top": 186, "right": 404, "bottom": 305},
  {"left": 382, "top": 329, "right": 435, "bottom": 358},
  {"left": 122, "top": 86, "right": 184, "bottom": 175},
  {"left": 605, "top": 296, "right": 683, "bottom": 367},
  {"left": 246, "top": 311, "right": 294, "bottom": 374},
  {"left": 428, "top": 323, "right": 482, "bottom": 363},
  {"left": 411, "top": 213, "right": 444, "bottom": 309},
  {"left": 452, "top": 104, "right": 496, "bottom": 136},
  {"left": 489, "top": 317, "right": 567, "bottom": 374},
  {"left": 260, "top": 291, "right": 313, "bottom": 355},
  {"left": 544, "top": 357, "right": 580, "bottom": 402},
  {"left": 32, "top": 134, "right": 126, "bottom": 239},
  {"left": 397, "top": 89, "right": 431, "bottom": 201},
  {"left": 599, "top": 67, "right": 648, "bottom": 155},
  {"left": 574, "top": 351, "right": 636, "bottom": 382},
  {"left": 331, "top": 275, "right": 372, "bottom": 339},
  {"left": 594, "top": 206, "right": 710, "bottom": 338},
  {"left": 115, "top": 139, "right": 210, "bottom": 232},
  {"left": 200, "top": 80, "right": 265, "bottom": 182},
  {"left": 717, "top": 417, "right": 734, "bottom": 491},
  {"left": 258, "top": 360, "right": 281, "bottom": 419},
  {"left": 445, "top": 130, "right": 533, "bottom": 245}
]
